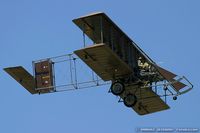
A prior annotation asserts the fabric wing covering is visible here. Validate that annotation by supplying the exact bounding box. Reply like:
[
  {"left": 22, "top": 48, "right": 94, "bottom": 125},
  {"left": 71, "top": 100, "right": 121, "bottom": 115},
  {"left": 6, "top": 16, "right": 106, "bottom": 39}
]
[
  {"left": 4, "top": 66, "right": 37, "bottom": 94},
  {"left": 155, "top": 65, "right": 186, "bottom": 91}
]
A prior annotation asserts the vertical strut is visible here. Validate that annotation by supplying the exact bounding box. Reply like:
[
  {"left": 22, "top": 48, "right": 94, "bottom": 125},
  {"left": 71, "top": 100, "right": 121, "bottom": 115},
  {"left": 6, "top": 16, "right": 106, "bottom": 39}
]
[
  {"left": 52, "top": 62, "right": 56, "bottom": 92},
  {"left": 155, "top": 82, "right": 157, "bottom": 94},
  {"left": 83, "top": 32, "right": 86, "bottom": 48},
  {"left": 165, "top": 89, "right": 167, "bottom": 103},
  {"left": 96, "top": 74, "right": 99, "bottom": 86},
  {"left": 73, "top": 57, "right": 78, "bottom": 89},
  {"left": 164, "top": 81, "right": 167, "bottom": 103},
  {"left": 83, "top": 23, "right": 86, "bottom": 47},
  {"left": 69, "top": 55, "right": 74, "bottom": 85},
  {"left": 32, "top": 61, "right": 36, "bottom": 91}
]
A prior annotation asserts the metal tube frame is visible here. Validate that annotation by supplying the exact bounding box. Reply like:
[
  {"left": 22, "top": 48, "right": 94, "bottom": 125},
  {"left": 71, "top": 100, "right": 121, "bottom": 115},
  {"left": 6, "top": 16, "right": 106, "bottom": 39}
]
[{"left": 32, "top": 53, "right": 111, "bottom": 94}]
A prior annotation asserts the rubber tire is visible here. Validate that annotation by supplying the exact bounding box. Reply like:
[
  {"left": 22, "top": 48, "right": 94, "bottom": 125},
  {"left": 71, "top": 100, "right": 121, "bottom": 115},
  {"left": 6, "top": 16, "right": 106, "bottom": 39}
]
[
  {"left": 110, "top": 81, "right": 125, "bottom": 96},
  {"left": 173, "top": 96, "right": 177, "bottom": 100},
  {"left": 124, "top": 94, "right": 137, "bottom": 107}
]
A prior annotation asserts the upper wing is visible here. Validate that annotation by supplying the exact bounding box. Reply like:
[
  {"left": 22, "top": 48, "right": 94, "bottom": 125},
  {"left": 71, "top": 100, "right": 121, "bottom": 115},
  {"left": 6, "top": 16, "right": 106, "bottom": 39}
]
[{"left": 73, "top": 12, "right": 133, "bottom": 44}]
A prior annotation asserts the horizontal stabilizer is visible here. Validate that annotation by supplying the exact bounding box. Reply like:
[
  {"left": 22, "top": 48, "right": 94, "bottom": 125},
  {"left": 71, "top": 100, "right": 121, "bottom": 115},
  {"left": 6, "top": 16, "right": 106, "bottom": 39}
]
[{"left": 4, "top": 66, "right": 37, "bottom": 94}]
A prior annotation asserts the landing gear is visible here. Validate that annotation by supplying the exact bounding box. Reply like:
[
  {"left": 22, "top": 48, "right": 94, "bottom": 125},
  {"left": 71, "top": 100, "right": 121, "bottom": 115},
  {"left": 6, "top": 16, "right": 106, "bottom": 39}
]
[
  {"left": 124, "top": 94, "right": 137, "bottom": 107},
  {"left": 110, "top": 81, "right": 125, "bottom": 96}
]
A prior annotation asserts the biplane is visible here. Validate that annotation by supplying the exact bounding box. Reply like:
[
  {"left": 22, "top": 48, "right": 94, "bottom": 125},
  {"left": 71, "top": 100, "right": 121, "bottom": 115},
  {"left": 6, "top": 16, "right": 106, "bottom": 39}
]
[{"left": 4, "top": 12, "right": 193, "bottom": 115}]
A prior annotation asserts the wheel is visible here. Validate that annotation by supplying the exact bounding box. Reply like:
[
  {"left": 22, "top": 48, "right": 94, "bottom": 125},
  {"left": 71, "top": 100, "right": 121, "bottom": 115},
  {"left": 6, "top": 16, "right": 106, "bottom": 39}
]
[
  {"left": 110, "top": 81, "right": 125, "bottom": 96},
  {"left": 173, "top": 96, "right": 177, "bottom": 100},
  {"left": 124, "top": 94, "right": 137, "bottom": 107}
]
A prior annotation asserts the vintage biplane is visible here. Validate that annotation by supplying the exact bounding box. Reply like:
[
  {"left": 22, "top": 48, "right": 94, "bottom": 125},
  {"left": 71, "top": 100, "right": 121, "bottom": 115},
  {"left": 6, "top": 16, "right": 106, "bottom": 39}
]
[{"left": 4, "top": 12, "right": 193, "bottom": 115}]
